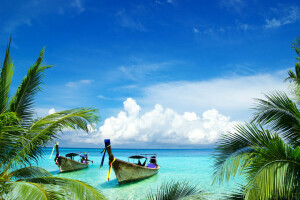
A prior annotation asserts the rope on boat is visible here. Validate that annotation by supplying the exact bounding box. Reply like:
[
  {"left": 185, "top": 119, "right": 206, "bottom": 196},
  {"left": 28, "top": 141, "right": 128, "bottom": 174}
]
[
  {"left": 100, "top": 144, "right": 110, "bottom": 168},
  {"left": 49, "top": 142, "right": 57, "bottom": 159},
  {"left": 107, "top": 156, "right": 115, "bottom": 181}
]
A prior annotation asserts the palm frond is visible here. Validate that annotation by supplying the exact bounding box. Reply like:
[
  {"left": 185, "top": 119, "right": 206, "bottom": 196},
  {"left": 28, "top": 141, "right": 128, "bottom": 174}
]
[
  {"left": 252, "top": 91, "right": 300, "bottom": 147},
  {"left": 146, "top": 180, "right": 207, "bottom": 200},
  {"left": 245, "top": 134, "right": 300, "bottom": 199},
  {"left": 285, "top": 63, "right": 300, "bottom": 86},
  {"left": 222, "top": 185, "right": 245, "bottom": 200},
  {"left": 0, "top": 37, "right": 14, "bottom": 114},
  {"left": 3, "top": 181, "right": 62, "bottom": 200},
  {"left": 292, "top": 36, "right": 300, "bottom": 60},
  {"left": 26, "top": 177, "right": 106, "bottom": 200},
  {"left": 9, "top": 48, "right": 51, "bottom": 124},
  {"left": 213, "top": 123, "right": 273, "bottom": 184},
  {"left": 1, "top": 108, "right": 99, "bottom": 173},
  {"left": 8, "top": 166, "right": 52, "bottom": 181},
  {"left": 0, "top": 112, "right": 24, "bottom": 165}
]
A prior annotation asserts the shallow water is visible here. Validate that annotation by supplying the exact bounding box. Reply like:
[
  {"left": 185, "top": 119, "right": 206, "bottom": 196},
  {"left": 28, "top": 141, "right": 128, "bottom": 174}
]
[{"left": 38, "top": 148, "right": 241, "bottom": 199}]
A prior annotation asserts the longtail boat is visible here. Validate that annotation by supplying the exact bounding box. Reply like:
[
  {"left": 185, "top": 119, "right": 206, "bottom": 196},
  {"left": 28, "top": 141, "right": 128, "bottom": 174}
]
[
  {"left": 101, "top": 139, "right": 160, "bottom": 184},
  {"left": 54, "top": 142, "right": 91, "bottom": 173}
]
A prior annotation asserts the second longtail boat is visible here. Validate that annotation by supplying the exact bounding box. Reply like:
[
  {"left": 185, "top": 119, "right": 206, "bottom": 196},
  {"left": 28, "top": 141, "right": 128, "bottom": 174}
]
[
  {"left": 101, "top": 139, "right": 160, "bottom": 184},
  {"left": 54, "top": 142, "right": 92, "bottom": 172}
]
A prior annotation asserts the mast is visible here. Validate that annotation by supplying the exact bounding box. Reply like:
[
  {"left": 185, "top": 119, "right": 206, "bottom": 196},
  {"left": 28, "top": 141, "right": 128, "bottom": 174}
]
[
  {"left": 104, "top": 139, "right": 114, "bottom": 161},
  {"left": 55, "top": 142, "right": 59, "bottom": 157}
]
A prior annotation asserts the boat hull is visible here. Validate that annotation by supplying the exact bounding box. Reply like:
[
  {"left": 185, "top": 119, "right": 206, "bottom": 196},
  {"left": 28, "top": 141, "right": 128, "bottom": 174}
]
[
  {"left": 112, "top": 159, "right": 159, "bottom": 184},
  {"left": 56, "top": 156, "right": 88, "bottom": 173}
]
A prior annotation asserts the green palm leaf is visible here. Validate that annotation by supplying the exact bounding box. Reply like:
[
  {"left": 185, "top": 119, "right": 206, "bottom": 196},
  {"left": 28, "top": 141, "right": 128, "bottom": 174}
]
[
  {"left": 213, "top": 123, "right": 274, "bottom": 184},
  {"left": 8, "top": 166, "right": 52, "bottom": 181},
  {"left": 0, "top": 38, "right": 105, "bottom": 200},
  {"left": 146, "top": 180, "right": 207, "bottom": 200},
  {"left": 245, "top": 135, "right": 300, "bottom": 199},
  {"left": 0, "top": 37, "right": 14, "bottom": 114},
  {"left": 0, "top": 112, "right": 24, "bottom": 166},
  {"left": 292, "top": 36, "right": 300, "bottom": 61},
  {"left": 1, "top": 108, "right": 99, "bottom": 172},
  {"left": 9, "top": 48, "right": 51, "bottom": 124},
  {"left": 252, "top": 91, "right": 300, "bottom": 147},
  {"left": 3, "top": 181, "right": 63, "bottom": 200},
  {"left": 26, "top": 177, "right": 106, "bottom": 200}
]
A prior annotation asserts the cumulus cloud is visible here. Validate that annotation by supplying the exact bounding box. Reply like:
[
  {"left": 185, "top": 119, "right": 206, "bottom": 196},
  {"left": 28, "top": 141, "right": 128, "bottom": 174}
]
[
  {"left": 83, "top": 98, "right": 236, "bottom": 147},
  {"left": 139, "top": 72, "right": 288, "bottom": 121}
]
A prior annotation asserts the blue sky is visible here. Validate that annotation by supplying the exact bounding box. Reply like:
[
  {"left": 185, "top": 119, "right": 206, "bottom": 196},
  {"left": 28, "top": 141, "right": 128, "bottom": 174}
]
[{"left": 1, "top": 0, "right": 300, "bottom": 148}]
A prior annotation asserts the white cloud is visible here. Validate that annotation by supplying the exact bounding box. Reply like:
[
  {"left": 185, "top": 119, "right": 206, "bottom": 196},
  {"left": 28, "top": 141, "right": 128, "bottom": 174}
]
[
  {"left": 66, "top": 79, "right": 93, "bottom": 87},
  {"left": 57, "top": 69, "right": 291, "bottom": 148},
  {"left": 82, "top": 98, "right": 237, "bottom": 146},
  {"left": 265, "top": 5, "right": 300, "bottom": 29},
  {"left": 48, "top": 108, "right": 56, "bottom": 115},
  {"left": 139, "top": 72, "right": 288, "bottom": 121}
]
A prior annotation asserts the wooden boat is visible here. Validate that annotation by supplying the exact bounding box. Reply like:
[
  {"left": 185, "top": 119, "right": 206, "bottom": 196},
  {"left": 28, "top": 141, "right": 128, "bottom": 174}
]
[
  {"left": 54, "top": 142, "right": 89, "bottom": 173},
  {"left": 103, "top": 139, "right": 160, "bottom": 184}
]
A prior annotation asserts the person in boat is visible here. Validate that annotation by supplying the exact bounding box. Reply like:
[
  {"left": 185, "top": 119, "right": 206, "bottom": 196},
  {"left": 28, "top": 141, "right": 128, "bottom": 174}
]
[
  {"left": 150, "top": 156, "right": 157, "bottom": 166},
  {"left": 80, "top": 152, "right": 93, "bottom": 164}
]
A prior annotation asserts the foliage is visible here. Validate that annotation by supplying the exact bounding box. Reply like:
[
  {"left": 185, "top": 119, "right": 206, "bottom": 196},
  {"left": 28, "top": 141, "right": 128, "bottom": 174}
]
[
  {"left": 292, "top": 36, "right": 300, "bottom": 61},
  {"left": 0, "top": 38, "right": 105, "bottom": 199},
  {"left": 213, "top": 37, "right": 300, "bottom": 200},
  {"left": 146, "top": 180, "right": 208, "bottom": 200}
]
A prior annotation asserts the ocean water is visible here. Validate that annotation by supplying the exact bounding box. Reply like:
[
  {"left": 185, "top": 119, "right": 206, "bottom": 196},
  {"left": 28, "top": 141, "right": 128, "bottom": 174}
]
[{"left": 37, "top": 148, "right": 241, "bottom": 199}]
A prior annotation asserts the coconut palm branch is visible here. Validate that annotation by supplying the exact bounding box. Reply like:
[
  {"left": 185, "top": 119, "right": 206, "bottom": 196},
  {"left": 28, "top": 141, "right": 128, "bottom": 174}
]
[
  {"left": 2, "top": 166, "right": 106, "bottom": 200},
  {"left": 1, "top": 166, "right": 106, "bottom": 200},
  {"left": 9, "top": 47, "right": 51, "bottom": 125},
  {"left": 0, "top": 112, "right": 24, "bottom": 165},
  {"left": 1, "top": 108, "right": 99, "bottom": 173},
  {"left": 223, "top": 186, "right": 244, "bottom": 200},
  {"left": 292, "top": 36, "right": 300, "bottom": 61},
  {"left": 244, "top": 133, "right": 300, "bottom": 199},
  {"left": 3, "top": 181, "right": 63, "bottom": 200},
  {"left": 214, "top": 122, "right": 300, "bottom": 199},
  {"left": 0, "top": 38, "right": 105, "bottom": 199},
  {"left": 26, "top": 177, "right": 107, "bottom": 200},
  {"left": 146, "top": 180, "right": 208, "bottom": 200},
  {"left": 0, "top": 37, "right": 14, "bottom": 114},
  {"left": 252, "top": 91, "right": 300, "bottom": 147},
  {"left": 213, "top": 123, "right": 274, "bottom": 184},
  {"left": 285, "top": 63, "right": 300, "bottom": 86}
]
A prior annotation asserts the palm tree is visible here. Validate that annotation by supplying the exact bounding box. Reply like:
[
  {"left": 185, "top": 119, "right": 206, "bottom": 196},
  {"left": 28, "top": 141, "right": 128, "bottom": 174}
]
[
  {"left": 0, "top": 38, "right": 106, "bottom": 199},
  {"left": 291, "top": 36, "right": 300, "bottom": 61},
  {"left": 213, "top": 120, "right": 300, "bottom": 199},
  {"left": 146, "top": 180, "right": 208, "bottom": 200},
  {"left": 213, "top": 37, "right": 300, "bottom": 199},
  {"left": 285, "top": 37, "right": 300, "bottom": 104}
]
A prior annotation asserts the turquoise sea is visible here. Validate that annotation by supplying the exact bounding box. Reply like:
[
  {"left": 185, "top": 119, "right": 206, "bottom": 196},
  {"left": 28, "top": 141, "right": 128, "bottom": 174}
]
[{"left": 38, "top": 148, "right": 241, "bottom": 199}]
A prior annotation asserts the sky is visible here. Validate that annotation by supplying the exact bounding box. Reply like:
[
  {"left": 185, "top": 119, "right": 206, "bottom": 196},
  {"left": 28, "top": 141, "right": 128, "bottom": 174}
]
[{"left": 0, "top": 0, "right": 300, "bottom": 148}]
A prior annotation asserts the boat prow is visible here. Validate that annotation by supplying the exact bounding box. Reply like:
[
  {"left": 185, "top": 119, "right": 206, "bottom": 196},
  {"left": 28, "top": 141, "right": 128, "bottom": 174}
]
[
  {"left": 54, "top": 142, "right": 90, "bottom": 173},
  {"left": 112, "top": 158, "right": 160, "bottom": 184},
  {"left": 102, "top": 139, "right": 160, "bottom": 184},
  {"left": 56, "top": 156, "right": 89, "bottom": 173}
]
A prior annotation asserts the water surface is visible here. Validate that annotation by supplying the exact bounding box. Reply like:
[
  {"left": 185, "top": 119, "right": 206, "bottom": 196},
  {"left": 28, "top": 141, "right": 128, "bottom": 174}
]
[{"left": 38, "top": 148, "right": 240, "bottom": 199}]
